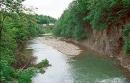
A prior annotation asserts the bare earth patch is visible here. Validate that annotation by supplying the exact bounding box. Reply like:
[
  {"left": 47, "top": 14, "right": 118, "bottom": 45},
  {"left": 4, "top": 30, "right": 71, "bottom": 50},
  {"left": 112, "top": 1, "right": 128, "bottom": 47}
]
[{"left": 38, "top": 36, "right": 82, "bottom": 56}]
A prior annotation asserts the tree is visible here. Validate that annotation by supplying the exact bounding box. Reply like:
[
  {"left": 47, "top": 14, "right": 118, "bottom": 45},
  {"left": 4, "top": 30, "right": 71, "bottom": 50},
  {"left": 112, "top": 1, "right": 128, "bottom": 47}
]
[{"left": 0, "top": 0, "right": 24, "bottom": 39}]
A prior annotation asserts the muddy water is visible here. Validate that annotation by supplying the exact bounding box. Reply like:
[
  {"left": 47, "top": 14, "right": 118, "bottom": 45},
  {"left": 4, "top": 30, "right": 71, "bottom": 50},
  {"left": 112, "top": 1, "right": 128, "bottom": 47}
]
[{"left": 24, "top": 37, "right": 129, "bottom": 83}]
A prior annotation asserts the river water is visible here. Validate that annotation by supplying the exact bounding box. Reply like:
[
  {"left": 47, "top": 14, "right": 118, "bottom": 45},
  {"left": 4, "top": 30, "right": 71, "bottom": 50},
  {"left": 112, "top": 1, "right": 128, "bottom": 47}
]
[{"left": 24, "top": 37, "right": 129, "bottom": 83}]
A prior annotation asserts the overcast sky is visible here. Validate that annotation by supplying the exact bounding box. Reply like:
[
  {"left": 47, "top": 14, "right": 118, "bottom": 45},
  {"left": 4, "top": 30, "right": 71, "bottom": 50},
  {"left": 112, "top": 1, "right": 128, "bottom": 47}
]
[{"left": 22, "top": 0, "right": 73, "bottom": 19}]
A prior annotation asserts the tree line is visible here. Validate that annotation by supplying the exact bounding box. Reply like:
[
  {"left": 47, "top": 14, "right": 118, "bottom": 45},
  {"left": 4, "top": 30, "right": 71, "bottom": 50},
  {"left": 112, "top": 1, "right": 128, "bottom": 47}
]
[
  {"left": 0, "top": 0, "right": 55, "bottom": 82},
  {"left": 53, "top": 0, "right": 130, "bottom": 54}
]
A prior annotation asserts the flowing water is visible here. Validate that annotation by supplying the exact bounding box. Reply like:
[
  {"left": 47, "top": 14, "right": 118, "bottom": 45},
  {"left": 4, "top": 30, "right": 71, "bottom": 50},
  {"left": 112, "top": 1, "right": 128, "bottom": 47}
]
[{"left": 24, "top": 37, "right": 129, "bottom": 83}]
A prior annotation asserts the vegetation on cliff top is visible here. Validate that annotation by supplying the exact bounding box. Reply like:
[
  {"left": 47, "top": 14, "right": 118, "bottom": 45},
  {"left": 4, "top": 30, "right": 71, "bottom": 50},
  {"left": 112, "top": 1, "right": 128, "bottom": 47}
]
[{"left": 53, "top": 0, "right": 130, "bottom": 54}]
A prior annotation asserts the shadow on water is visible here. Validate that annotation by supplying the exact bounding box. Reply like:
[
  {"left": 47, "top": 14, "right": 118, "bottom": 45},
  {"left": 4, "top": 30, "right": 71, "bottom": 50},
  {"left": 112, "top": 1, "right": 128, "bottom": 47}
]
[
  {"left": 13, "top": 41, "right": 37, "bottom": 69},
  {"left": 21, "top": 37, "right": 129, "bottom": 83}
]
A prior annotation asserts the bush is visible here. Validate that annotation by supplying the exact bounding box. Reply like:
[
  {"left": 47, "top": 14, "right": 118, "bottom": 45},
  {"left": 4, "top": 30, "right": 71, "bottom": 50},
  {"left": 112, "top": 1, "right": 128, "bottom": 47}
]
[
  {"left": 35, "top": 59, "right": 49, "bottom": 69},
  {"left": 53, "top": 6, "right": 87, "bottom": 40},
  {"left": 16, "top": 67, "right": 37, "bottom": 83}
]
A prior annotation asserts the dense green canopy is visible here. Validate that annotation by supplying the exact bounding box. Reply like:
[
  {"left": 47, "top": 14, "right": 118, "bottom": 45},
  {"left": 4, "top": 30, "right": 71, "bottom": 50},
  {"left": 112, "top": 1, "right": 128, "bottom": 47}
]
[
  {"left": 0, "top": 0, "right": 54, "bottom": 82},
  {"left": 54, "top": 0, "right": 130, "bottom": 54}
]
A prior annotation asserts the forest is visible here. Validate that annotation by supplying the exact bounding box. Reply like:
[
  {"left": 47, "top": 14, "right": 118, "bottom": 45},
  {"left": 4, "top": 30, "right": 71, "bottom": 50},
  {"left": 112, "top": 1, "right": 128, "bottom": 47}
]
[{"left": 53, "top": 0, "right": 130, "bottom": 54}]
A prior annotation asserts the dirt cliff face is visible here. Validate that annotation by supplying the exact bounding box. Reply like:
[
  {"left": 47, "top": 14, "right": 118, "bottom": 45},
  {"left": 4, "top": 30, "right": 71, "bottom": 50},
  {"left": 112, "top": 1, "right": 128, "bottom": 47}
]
[{"left": 79, "top": 19, "right": 130, "bottom": 71}]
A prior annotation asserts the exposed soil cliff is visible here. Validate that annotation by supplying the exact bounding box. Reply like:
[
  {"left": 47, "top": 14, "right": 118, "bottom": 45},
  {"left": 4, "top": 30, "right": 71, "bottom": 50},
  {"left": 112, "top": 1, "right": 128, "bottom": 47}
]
[
  {"left": 85, "top": 19, "right": 130, "bottom": 71},
  {"left": 70, "top": 19, "right": 130, "bottom": 71}
]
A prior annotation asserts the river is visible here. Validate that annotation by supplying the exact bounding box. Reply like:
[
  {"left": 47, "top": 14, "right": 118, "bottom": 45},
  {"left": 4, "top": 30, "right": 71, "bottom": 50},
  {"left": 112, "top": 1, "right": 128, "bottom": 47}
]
[{"left": 24, "top": 36, "right": 129, "bottom": 83}]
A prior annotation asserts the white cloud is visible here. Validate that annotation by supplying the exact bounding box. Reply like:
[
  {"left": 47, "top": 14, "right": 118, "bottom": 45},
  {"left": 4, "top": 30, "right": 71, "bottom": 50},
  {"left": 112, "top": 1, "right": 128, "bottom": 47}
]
[{"left": 22, "top": 0, "right": 73, "bottom": 19}]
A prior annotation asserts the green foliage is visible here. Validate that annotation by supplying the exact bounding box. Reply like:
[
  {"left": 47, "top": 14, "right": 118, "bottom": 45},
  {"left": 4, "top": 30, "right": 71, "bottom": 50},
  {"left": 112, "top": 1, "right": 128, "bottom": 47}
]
[
  {"left": 73, "top": 24, "right": 86, "bottom": 40},
  {"left": 54, "top": 0, "right": 130, "bottom": 56},
  {"left": 0, "top": 0, "right": 51, "bottom": 82},
  {"left": 123, "top": 24, "right": 130, "bottom": 54},
  {"left": 54, "top": 0, "right": 130, "bottom": 40},
  {"left": 15, "top": 60, "right": 49, "bottom": 83},
  {"left": 35, "top": 15, "right": 57, "bottom": 24},
  {"left": 42, "top": 25, "right": 54, "bottom": 34},
  {"left": 16, "top": 67, "right": 36, "bottom": 83},
  {"left": 53, "top": 3, "right": 87, "bottom": 40},
  {"left": 0, "top": 60, "right": 15, "bottom": 82},
  {"left": 83, "top": 0, "right": 130, "bottom": 30},
  {"left": 35, "top": 59, "right": 49, "bottom": 69}
]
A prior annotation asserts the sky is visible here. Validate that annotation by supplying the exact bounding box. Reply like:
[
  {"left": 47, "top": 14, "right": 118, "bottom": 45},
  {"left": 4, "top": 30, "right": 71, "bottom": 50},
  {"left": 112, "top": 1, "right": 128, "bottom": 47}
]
[{"left": 22, "top": 0, "right": 73, "bottom": 19}]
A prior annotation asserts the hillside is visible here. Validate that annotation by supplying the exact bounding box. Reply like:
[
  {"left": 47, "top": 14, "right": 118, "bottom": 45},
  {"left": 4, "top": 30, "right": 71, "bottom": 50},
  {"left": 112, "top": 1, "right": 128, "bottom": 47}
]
[{"left": 53, "top": 0, "right": 130, "bottom": 71}]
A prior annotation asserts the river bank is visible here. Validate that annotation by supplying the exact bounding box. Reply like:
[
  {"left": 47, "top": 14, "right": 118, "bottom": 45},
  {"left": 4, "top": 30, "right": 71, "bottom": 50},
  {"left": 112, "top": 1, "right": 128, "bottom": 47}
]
[
  {"left": 25, "top": 36, "right": 130, "bottom": 83},
  {"left": 37, "top": 35, "right": 130, "bottom": 79},
  {"left": 37, "top": 35, "right": 83, "bottom": 56},
  {"left": 62, "top": 38, "right": 130, "bottom": 79},
  {"left": 38, "top": 35, "right": 130, "bottom": 73}
]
